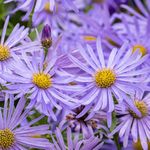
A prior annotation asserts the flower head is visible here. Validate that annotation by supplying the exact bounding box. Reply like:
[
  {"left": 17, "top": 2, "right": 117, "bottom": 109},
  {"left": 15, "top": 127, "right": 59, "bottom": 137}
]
[
  {"left": 112, "top": 13, "right": 150, "bottom": 58},
  {"left": 68, "top": 38, "right": 149, "bottom": 126},
  {"left": 0, "top": 16, "right": 29, "bottom": 71},
  {"left": 110, "top": 91, "right": 150, "bottom": 150},
  {"left": 6, "top": 0, "right": 78, "bottom": 26},
  {"left": 0, "top": 15, "right": 43, "bottom": 85},
  {"left": 0, "top": 94, "right": 52, "bottom": 149},
  {"left": 1, "top": 51, "right": 81, "bottom": 120}
]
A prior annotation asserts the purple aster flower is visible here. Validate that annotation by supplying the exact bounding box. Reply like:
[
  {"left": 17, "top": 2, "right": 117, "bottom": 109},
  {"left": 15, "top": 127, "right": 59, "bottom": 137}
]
[
  {"left": 0, "top": 94, "right": 52, "bottom": 149},
  {"left": 6, "top": 0, "right": 78, "bottom": 26},
  {"left": 109, "top": 91, "right": 150, "bottom": 150},
  {"left": 0, "top": 51, "right": 81, "bottom": 120},
  {"left": 78, "top": 9, "right": 122, "bottom": 49},
  {"left": 0, "top": 16, "right": 44, "bottom": 84},
  {"left": 6, "top": 0, "right": 58, "bottom": 21},
  {"left": 0, "top": 16, "right": 29, "bottom": 72},
  {"left": 112, "top": 13, "right": 150, "bottom": 57},
  {"left": 59, "top": 105, "right": 108, "bottom": 138},
  {"left": 51, "top": 127, "right": 104, "bottom": 150},
  {"left": 68, "top": 37, "right": 149, "bottom": 126},
  {"left": 31, "top": 1, "right": 65, "bottom": 27}
]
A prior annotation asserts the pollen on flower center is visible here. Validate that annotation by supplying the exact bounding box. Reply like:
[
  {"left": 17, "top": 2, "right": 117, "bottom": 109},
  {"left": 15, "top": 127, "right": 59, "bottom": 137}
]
[
  {"left": 129, "top": 101, "right": 148, "bottom": 119},
  {"left": 0, "top": 45, "right": 10, "bottom": 61},
  {"left": 44, "top": 2, "right": 51, "bottom": 12},
  {"left": 32, "top": 73, "right": 52, "bottom": 89},
  {"left": 132, "top": 44, "right": 147, "bottom": 56},
  {"left": 95, "top": 68, "right": 116, "bottom": 88},
  {"left": 83, "top": 36, "right": 96, "bottom": 41},
  {"left": 0, "top": 128, "right": 15, "bottom": 149}
]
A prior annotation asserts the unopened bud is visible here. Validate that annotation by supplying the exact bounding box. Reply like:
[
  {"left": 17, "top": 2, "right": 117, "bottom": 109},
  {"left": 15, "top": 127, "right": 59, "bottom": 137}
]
[{"left": 41, "top": 24, "right": 52, "bottom": 48}]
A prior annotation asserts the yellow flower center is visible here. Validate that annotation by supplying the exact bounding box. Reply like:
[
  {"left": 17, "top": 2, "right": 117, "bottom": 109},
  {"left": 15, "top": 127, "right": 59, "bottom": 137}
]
[
  {"left": 132, "top": 44, "right": 147, "bottom": 56},
  {"left": 129, "top": 101, "right": 148, "bottom": 119},
  {"left": 83, "top": 36, "right": 96, "bottom": 42},
  {"left": 44, "top": 2, "right": 58, "bottom": 13},
  {"left": 0, "top": 128, "right": 15, "bottom": 149},
  {"left": 44, "top": 2, "right": 51, "bottom": 12},
  {"left": 32, "top": 73, "right": 52, "bottom": 89},
  {"left": 0, "top": 45, "right": 10, "bottom": 61},
  {"left": 95, "top": 68, "right": 116, "bottom": 88}
]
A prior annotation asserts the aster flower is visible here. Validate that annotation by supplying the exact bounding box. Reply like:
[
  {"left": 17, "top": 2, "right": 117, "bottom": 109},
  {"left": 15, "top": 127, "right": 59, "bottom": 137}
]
[
  {"left": 68, "top": 38, "right": 149, "bottom": 126},
  {"left": 31, "top": 0, "right": 66, "bottom": 27},
  {"left": 6, "top": 0, "right": 78, "bottom": 26},
  {"left": 109, "top": 91, "right": 150, "bottom": 150},
  {"left": 0, "top": 15, "right": 46, "bottom": 85},
  {"left": 51, "top": 127, "right": 104, "bottom": 150},
  {"left": 59, "top": 105, "right": 108, "bottom": 138},
  {"left": 78, "top": 9, "right": 122, "bottom": 49},
  {"left": 0, "top": 94, "right": 52, "bottom": 149},
  {"left": 0, "top": 16, "right": 29, "bottom": 71},
  {"left": 112, "top": 13, "right": 150, "bottom": 57},
  {"left": 0, "top": 50, "right": 81, "bottom": 120}
]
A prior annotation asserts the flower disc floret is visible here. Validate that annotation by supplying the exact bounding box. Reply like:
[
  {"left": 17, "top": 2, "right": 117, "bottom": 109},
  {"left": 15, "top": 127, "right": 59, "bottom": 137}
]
[
  {"left": 95, "top": 68, "right": 116, "bottom": 88},
  {"left": 132, "top": 44, "right": 147, "bottom": 56},
  {"left": 32, "top": 73, "right": 52, "bottom": 89},
  {"left": 0, "top": 45, "right": 10, "bottom": 61},
  {"left": 0, "top": 128, "right": 15, "bottom": 149},
  {"left": 129, "top": 101, "right": 148, "bottom": 119}
]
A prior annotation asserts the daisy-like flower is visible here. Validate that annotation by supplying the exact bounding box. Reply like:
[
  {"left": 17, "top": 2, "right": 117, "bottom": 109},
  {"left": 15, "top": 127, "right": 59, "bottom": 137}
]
[
  {"left": 0, "top": 15, "right": 44, "bottom": 84},
  {"left": 112, "top": 13, "right": 150, "bottom": 57},
  {"left": 31, "top": 0, "right": 66, "bottom": 27},
  {"left": 68, "top": 38, "right": 149, "bottom": 126},
  {"left": 109, "top": 91, "right": 150, "bottom": 150},
  {"left": 51, "top": 127, "right": 104, "bottom": 150},
  {"left": 78, "top": 8, "right": 122, "bottom": 49},
  {"left": 5, "top": 0, "right": 78, "bottom": 25},
  {"left": 0, "top": 16, "right": 29, "bottom": 71},
  {"left": 0, "top": 94, "right": 52, "bottom": 150},
  {"left": 59, "top": 105, "right": 108, "bottom": 138},
  {"left": 1, "top": 51, "right": 81, "bottom": 120}
]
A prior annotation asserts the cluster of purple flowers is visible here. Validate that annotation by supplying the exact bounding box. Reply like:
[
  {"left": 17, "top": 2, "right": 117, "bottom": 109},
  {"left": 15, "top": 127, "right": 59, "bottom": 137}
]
[{"left": 0, "top": 0, "right": 150, "bottom": 150}]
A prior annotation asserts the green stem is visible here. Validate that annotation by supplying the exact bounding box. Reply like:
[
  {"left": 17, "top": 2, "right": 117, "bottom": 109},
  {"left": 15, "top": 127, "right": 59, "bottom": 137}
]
[{"left": 114, "top": 134, "right": 122, "bottom": 150}]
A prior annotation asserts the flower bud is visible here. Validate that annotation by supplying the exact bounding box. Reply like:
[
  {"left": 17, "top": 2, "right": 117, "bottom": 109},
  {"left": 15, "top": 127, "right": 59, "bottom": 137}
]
[{"left": 41, "top": 24, "right": 52, "bottom": 48}]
